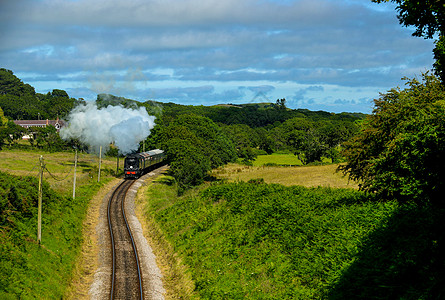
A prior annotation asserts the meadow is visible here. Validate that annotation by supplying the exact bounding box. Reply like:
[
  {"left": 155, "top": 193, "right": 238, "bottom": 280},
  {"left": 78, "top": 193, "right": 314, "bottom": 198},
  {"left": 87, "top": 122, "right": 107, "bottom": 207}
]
[
  {"left": 0, "top": 149, "right": 120, "bottom": 196},
  {"left": 214, "top": 153, "right": 357, "bottom": 189}
]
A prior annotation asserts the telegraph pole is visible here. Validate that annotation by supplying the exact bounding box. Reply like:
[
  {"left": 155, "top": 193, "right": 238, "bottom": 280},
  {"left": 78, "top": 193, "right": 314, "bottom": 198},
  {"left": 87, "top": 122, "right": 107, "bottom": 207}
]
[
  {"left": 73, "top": 149, "right": 77, "bottom": 199},
  {"left": 98, "top": 146, "right": 102, "bottom": 182},
  {"left": 38, "top": 155, "right": 44, "bottom": 244},
  {"left": 116, "top": 154, "right": 119, "bottom": 175}
]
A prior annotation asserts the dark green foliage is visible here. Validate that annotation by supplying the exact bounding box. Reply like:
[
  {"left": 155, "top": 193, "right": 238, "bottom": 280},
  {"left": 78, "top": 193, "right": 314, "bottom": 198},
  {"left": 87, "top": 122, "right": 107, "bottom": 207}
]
[
  {"left": 434, "top": 35, "right": 445, "bottom": 82},
  {"left": 152, "top": 114, "right": 237, "bottom": 192},
  {"left": 0, "top": 68, "right": 35, "bottom": 97},
  {"left": 0, "top": 69, "right": 79, "bottom": 120},
  {"left": 280, "top": 117, "right": 358, "bottom": 164},
  {"left": 149, "top": 181, "right": 398, "bottom": 298},
  {"left": 28, "top": 125, "right": 67, "bottom": 152},
  {"left": 371, "top": 0, "right": 443, "bottom": 39},
  {"left": 96, "top": 93, "right": 140, "bottom": 109},
  {"left": 330, "top": 204, "right": 445, "bottom": 299},
  {"left": 0, "top": 171, "right": 108, "bottom": 298},
  {"left": 340, "top": 73, "right": 445, "bottom": 204}
]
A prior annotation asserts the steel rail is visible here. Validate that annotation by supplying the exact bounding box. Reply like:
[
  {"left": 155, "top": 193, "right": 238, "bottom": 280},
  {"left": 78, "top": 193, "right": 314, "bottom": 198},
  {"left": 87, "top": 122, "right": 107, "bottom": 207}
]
[
  {"left": 122, "top": 183, "right": 144, "bottom": 300},
  {"left": 107, "top": 179, "right": 143, "bottom": 300}
]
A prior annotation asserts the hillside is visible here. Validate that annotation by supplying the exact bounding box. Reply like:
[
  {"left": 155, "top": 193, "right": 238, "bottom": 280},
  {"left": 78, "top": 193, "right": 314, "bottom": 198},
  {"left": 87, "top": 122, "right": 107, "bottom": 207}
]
[{"left": 0, "top": 68, "right": 81, "bottom": 120}]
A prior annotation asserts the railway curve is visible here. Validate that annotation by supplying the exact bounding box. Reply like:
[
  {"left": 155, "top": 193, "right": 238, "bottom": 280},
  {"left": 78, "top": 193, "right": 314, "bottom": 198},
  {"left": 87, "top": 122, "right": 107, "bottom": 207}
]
[{"left": 108, "top": 179, "right": 144, "bottom": 299}]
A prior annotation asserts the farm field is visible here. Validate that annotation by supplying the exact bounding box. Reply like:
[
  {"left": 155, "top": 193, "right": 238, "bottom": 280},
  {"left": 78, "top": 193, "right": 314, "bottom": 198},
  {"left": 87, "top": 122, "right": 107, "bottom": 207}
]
[
  {"left": 0, "top": 149, "right": 121, "bottom": 196},
  {"left": 213, "top": 163, "right": 358, "bottom": 189},
  {"left": 252, "top": 153, "right": 304, "bottom": 166}
]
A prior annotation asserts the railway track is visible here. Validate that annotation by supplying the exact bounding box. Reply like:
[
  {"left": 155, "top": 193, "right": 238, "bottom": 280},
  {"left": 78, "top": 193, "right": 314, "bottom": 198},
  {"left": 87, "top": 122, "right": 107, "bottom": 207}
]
[{"left": 107, "top": 179, "right": 144, "bottom": 300}]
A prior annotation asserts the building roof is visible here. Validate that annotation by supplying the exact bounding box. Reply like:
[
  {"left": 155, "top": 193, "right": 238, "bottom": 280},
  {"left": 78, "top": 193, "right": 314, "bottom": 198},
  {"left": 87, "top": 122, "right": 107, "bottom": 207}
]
[{"left": 13, "top": 119, "right": 64, "bottom": 130}]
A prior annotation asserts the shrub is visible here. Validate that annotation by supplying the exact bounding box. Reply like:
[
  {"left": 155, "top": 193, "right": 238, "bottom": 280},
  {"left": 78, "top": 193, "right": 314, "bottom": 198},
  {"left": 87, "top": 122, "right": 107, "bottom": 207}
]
[{"left": 340, "top": 73, "right": 445, "bottom": 204}]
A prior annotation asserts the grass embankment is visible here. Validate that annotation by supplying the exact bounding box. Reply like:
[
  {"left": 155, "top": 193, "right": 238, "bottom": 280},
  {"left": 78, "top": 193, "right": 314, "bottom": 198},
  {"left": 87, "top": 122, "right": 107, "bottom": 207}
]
[
  {"left": 142, "top": 178, "right": 398, "bottom": 298},
  {"left": 0, "top": 149, "right": 119, "bottom": 298},
  {"left": 142, "top": 156, "right": 445, "bottom": 298}
]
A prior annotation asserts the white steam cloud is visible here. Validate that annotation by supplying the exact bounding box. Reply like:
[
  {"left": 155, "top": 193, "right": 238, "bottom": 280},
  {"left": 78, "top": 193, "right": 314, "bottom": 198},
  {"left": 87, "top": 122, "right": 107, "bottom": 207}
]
[{"left": 60, "top": 102, "right": 155, "bottom": 155}]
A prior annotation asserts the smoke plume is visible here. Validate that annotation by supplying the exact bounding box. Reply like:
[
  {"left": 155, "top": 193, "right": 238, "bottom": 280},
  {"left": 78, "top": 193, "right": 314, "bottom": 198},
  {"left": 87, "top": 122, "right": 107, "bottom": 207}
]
[{"left": 60, "top": 102, "right": 155, "bottom": 155}]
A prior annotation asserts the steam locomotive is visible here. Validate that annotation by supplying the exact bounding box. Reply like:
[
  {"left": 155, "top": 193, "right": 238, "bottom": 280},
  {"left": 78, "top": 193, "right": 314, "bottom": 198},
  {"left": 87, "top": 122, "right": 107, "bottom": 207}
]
[{"left": 124, "top": 149, "right": 165, "bottom": 179}]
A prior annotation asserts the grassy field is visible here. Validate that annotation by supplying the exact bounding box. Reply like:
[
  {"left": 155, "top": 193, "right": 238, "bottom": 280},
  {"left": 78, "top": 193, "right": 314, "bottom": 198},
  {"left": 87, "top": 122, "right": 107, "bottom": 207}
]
[
  {"left": 213, "top": 163, "right": 358, "bottom": 189},
  {"left": 0, "top": 149, "right": 121, "bottom": 196},
  {"left": 253, "top": 153, "right": 304, "bottom": 166}
]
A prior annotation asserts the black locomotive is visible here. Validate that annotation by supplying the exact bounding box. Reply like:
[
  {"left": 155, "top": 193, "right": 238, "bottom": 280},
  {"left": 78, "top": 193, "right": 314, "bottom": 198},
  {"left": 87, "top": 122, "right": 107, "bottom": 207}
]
[{"left": 124, "top": 149, "right": 165, "bottom": 179}]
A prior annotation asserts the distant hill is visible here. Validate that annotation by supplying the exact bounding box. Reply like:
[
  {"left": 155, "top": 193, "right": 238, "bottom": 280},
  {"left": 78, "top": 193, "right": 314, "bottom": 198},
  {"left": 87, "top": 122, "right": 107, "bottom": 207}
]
[
  {"left": 0, "top": 68, "right": 367, "bottom": 126},
  {"left": 0, "top": 68, "right": 81, "bottom": 120}
]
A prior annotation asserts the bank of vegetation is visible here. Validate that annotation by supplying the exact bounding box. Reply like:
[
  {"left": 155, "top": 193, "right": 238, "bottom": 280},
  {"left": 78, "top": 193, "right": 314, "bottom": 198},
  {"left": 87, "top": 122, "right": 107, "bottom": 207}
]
[
  {"left": 0, "top": 172, "right": 108, "bottom": 299},
  {"left": 0, "top": 149, "right": 121, "bottom": 298}
]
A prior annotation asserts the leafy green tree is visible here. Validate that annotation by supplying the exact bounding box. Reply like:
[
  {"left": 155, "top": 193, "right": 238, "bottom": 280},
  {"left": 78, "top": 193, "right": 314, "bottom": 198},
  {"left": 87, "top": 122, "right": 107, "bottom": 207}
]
[
  {"left": 3, "top": 121, "right": 26, "bottom": 147},
  {"left": 371, "top": 0, "right": 444, "bottom": 81},
  {"left": 0, "top": 68, "right": 35, "bottom": 96},
  {"left": 221, "top": 124, "right": 260, "bottom": 163},
  {"left": 340, "top": 73, "right": 445, "bottom": 204},
  {"left": 0, "top": 107, "right": 7, "bottom": 149},
  {"left": 280, "top": 118, "right": 327, "bottom": 164},
  {"left": 433, "top": 35, "right": 445, "bottom": 82},
  {"left": 152, "top": 114, "right": 236, "bottom": 192}
]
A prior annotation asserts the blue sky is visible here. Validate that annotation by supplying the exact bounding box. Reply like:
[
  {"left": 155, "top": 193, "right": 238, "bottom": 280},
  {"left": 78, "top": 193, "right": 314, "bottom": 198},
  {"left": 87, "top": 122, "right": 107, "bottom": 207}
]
[{"left": 0, "top": 0, "right": 435, "bottom": 113}]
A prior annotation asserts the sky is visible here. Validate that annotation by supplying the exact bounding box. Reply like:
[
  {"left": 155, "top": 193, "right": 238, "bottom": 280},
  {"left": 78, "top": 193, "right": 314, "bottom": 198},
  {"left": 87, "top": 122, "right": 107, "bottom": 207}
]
[{"left": 0, "top": 0, "right": 436, "bottom": 113}]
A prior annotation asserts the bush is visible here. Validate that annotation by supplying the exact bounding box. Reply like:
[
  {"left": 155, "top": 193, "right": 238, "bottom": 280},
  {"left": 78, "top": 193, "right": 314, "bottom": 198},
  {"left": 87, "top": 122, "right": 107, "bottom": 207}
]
[
  {"left": 340, "top": 73, "right": 445, "bottom": 204},
  {"left": 147, "top": 180, "right": 398, "bottom": 298},
  {"left": 0, "top": 171, "right": 107, "bottom": 298}
]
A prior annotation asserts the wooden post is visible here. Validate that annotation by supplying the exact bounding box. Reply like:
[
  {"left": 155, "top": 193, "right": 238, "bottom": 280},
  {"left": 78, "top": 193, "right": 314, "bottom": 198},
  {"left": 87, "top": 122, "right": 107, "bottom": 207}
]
[
  {"left": 73, "top": 149, "right": 77, "bottom": 199},
  {"left": 38, "top": 155, "right": 44, "bottom": 244},
  {"left": 116, "top": 155, "right": 119, "bottom": 175},
  {"left": 98, "top": 146, "right": 102, "bottom": 182}
]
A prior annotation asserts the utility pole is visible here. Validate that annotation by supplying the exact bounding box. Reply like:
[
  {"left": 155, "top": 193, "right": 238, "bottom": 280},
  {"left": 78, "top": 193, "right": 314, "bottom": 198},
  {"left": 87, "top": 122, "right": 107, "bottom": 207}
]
[
  {"left": 116, "top": 154, "right": 119, "bottom": 175},
  {"left": 98, "top": 146, "right": 102, "bottom": 182},
  {"left": 38, "top": 155, "right": 44, "bottom": 244},
  {"left": 73, "top": 149, "right": 77, "bottom": 199}
]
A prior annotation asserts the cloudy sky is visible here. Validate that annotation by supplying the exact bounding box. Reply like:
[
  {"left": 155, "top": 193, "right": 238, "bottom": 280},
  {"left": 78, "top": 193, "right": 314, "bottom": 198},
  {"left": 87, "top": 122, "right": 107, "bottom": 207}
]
[{"left": 0, "top": 0, "right": 435, "bottom": 113}]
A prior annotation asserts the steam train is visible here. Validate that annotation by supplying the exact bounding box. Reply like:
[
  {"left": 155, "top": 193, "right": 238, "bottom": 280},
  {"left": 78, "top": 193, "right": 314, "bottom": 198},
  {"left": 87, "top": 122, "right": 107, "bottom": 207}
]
[{"left": 124, "top": 149, "right": 165, "bottom": 179}]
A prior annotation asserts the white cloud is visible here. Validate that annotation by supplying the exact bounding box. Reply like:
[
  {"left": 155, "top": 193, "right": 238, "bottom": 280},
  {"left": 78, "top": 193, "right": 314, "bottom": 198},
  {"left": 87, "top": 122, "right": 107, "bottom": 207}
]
[{"left": 0, "top": 0, "right": 436, "bottom": 113}]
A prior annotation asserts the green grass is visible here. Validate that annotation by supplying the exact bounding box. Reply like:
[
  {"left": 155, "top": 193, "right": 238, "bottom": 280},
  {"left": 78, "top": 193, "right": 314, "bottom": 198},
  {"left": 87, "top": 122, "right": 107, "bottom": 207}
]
[
  {"left": 0, "top": 149, "right": 119, "bottom": 298},
  {"left": 143, "top": 179, "right": 400, "bottom": 298},
  {"left": 253, "top": 153, "right": 303, "bottom": 166},
  {"left": 0, "top": 149, "right": 120, "bottom": 196},
  {"left": 253, "top": 153, "right": 332, "bottom": 167}
]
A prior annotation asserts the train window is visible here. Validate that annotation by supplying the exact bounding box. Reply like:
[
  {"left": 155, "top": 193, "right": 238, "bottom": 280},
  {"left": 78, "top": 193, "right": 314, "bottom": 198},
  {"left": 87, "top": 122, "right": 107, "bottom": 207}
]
[{"left": 125, "top": 157, "right": 138, "bottom": 168}]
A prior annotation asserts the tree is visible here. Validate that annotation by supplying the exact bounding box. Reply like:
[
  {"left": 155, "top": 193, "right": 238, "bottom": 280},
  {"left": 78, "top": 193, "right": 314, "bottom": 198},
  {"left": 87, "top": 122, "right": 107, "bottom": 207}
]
[
  {"left": 152, "top": 114, "right": 236, "bottom": 192},
  {"left": 340, "top": 73, "right": 445, "bottom": 204},
  {"left": 3, "top": 121, "right": 26, "bottom": 147},
  {"left": 371, "top": 0, "right": 445, "bottom": 81},
  {"left": 433, "top": 35, "right": 445, "bottom": 82},
  {"left": 221, "top": 124, "right": 260, "bottom": 163}
]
